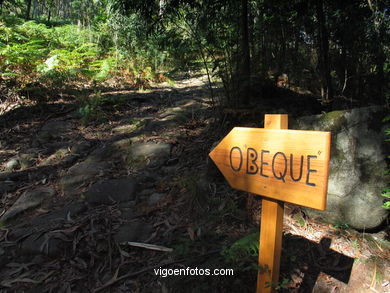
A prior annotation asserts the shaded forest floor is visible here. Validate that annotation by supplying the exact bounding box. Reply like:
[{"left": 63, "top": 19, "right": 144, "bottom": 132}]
[{"left": 0, "top": 74, "right": 389, "bottom": 293}]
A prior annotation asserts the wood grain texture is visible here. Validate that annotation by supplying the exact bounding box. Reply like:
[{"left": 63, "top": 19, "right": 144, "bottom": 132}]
[
  {"left": 257, "top": 199, "right": 284, "bottom": 293},
  {"left": 209, "top": 125, "right": 331, "bottom": 210},
  {"left": 257, "top": 114, "right": 287, "bottom": 293}
]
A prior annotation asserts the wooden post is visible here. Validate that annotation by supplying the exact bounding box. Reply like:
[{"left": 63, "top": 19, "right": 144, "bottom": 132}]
[
  {"left": 209, "top": 113, "right": 331, "bottom": 291},
  {"left": 257, "top": 114, "right": 288, "bottom": 293}
]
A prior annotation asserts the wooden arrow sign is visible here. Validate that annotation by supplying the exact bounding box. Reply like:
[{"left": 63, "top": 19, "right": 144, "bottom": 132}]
[
  {"left": 209, "top": 114, "right": 331, "bottom": 292},
  {"left": 209, "top": 123, "right": 331, "bottom": 210}
]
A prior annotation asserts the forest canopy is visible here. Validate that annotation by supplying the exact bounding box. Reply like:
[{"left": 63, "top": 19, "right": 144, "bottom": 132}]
[{"left": 0, "top": 0, "right": 389, "bottom": 108}]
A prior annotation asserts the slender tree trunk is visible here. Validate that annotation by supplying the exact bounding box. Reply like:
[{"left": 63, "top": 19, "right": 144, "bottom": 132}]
[
  {"left": 26, "top": 0, "right": 32, "bottom": 19},
  {"left": 315, "top": 0, "right": 333, "bottom": 103},
  {"left": 240, "top": 0, "right": 251, "bottom": 105}
]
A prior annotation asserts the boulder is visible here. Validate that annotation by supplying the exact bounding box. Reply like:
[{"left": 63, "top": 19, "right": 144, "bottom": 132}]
[{"left": 295, "top": 106, "right": 389, "bottom": 230}]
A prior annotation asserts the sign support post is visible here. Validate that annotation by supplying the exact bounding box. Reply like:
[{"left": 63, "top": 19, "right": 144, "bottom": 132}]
[
  {"left": 208, "top": 113, "right": 331, "bottom": 293},
  {"left": 257, "top": 114, "right": 287, "bottom": 293}
]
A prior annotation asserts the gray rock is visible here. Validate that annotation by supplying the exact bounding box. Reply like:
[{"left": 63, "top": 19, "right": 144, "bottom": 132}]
[
  {"left": 148, "top": 193, "right": 166, "bottom": 205},
  {"left": 111, "top": 136, "right": 145, "bottom": 150},
  {"left": 5, "top": 154, "right": 36, "bottom": 170},
  {"left": 130, "top": 142, "right": 171, "bottom": 158},
  {"left": 18, "top": 153, "right": 36, "bottom": 169},
  {"left": 124, "top": 142, "right": 172, "bottom": 169},
  {"left": 41, "top": 148, "right": 70, "bottom": 166},
  {"left": 113, "top": 221, "right": 153, "bottom": 243},
  {"left": 296, "top": 106, "right": 389, "bottom": 230},
  {"left": 5, "top": 158, "right": 20, "bottom": 170},
  {"left": 85, "top": 178, "right": 137, "bottom": 205},
  {"left": 60, "top": 152, "right": 109, "bottom": 195},
  {"left": 0, "top": 186, "right": 55, "bottom": 222}
]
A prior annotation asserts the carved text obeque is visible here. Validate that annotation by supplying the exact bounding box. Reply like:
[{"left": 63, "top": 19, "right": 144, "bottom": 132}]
[{"left": 229, "top": 146, "right": 318, "bottom": 186}]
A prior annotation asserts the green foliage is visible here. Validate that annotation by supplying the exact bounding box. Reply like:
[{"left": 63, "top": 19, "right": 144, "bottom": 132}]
[
  {"left": 265, "top": 278, "right": 290, "bottom": 291},
  {"left": 90, "top": 56, "right": 117, "bottom": 81},
  {"left": 0, "top": 15, "right": 167, "bottom": 91},
  {"left": 382, "top": 187, "right": 390, "bottom": 209},
  {"left": 222, "top": 232, "right": 259, "bottom": 271},
  {"left": 332, "top": 223, "right": 350, "bottom": 229},
  {"left": 294, "top": 215, "right": 306, "bottom": 227}
]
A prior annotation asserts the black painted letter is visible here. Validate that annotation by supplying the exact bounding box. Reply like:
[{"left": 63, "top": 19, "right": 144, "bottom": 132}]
[
  {"left": 246, "top": 148, "right": 259, "bottom": 174},
  {"left": 230, "top": 147, "right": 243, "bottom": 172},
  {"left": 306, "top": 155, "right": 317, "bottom": 186},
  {"left": 272, "top": 152, "right": 287, "bottom": 183},
  {"left": 290, "top": 154, "right": 304, "bottom": 182},
  {"left": 260, "top": 150, "right": 270, "bottom": 178}
]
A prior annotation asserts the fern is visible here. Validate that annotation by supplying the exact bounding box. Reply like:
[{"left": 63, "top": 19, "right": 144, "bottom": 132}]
[{"left": 222, "top": 232, "right": 259, "bottom": 263}]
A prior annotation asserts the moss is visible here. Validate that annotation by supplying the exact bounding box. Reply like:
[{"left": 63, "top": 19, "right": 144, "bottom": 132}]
[{"left": 319, "top": 110, "right": 347, "bottom": 131}]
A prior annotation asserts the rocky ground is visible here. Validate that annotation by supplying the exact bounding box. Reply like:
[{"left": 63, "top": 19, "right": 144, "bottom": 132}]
[{"left": 0, "top": 75, "right": 389, "bottom": 292}]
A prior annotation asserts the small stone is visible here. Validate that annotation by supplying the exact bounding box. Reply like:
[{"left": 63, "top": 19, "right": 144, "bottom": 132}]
[
  {"left": 5, "top": 158, "right": 20, "bottom": 171},
  {"left": 148, "top": 193, "right": 166, "bottom": 205}
]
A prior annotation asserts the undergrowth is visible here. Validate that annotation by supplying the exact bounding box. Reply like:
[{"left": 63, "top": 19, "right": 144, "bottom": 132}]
[{"left": 0, "top": 15, "right": 170, "bottom": 99}]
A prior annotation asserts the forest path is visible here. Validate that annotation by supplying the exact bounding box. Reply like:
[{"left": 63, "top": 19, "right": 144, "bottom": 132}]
[{"left": 0, "top": 75, "right": 389, "bottom": 292}]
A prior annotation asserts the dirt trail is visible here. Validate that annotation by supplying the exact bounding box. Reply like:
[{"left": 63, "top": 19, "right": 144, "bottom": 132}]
[{"left": 0, "top": 75, "right": 389, "bottom": 293}]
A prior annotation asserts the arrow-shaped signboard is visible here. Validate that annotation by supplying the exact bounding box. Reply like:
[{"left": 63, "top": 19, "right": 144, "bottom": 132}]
[
  {"left": 209, "top": 125, "right": 331, "bottom": 210},
  {"left": 209, "top": 114, "right": 331, "bottom": 292}
]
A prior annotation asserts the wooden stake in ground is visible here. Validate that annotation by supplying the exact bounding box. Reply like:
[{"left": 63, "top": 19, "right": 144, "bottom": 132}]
[
  {"left": 209, "top": 114, "right": 331, "bottom": 292},
  {"left": 257, "top": 114, "right": 287, "bottom": 293}
]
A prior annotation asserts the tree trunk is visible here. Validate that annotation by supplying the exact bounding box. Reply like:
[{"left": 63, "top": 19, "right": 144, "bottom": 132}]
[
  {"left": 26, "top": 0, "right": 32, "bottom": 19},
  {"left": 239, "top": 0, "right": 251, "bottom": 105},
  {"left": 315, "top": 0, "right": 333, "bottom": 103}
]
